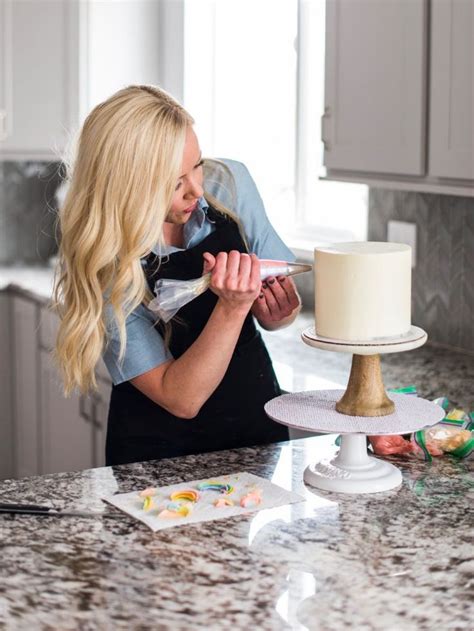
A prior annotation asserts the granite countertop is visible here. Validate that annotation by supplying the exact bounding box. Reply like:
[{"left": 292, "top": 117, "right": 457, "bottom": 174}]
[
  {"left": 0, "top": 438, "right": 473, "bottom": 630},
  {"left": 1, "top": 268, "right": 473, "bottom": 629},
  {"left": 0, "top": 265, "right": 56, "bottom": 304}
]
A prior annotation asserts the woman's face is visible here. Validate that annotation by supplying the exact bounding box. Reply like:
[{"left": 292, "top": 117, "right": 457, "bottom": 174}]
[{"left": 166, "top": 126, "right": 204, "bottom": 225}]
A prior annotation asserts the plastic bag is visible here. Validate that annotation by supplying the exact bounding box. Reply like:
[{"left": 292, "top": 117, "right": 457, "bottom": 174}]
[
  {"left": 368, "top": 388, "right": 474, "bottom": 460},
  {"left": 412, "top": 399, "right": 474, "bottom": 461},
  {"left": 148, "top": 259, "right": 312, "bottom": 322}
]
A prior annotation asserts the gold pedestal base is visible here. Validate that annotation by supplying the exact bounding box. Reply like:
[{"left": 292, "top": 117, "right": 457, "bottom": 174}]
[{"left": 335, "top": 354, "right": 395, "bottom": 417}]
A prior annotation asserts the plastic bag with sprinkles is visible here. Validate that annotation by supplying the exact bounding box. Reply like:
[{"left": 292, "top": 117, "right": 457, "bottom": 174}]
[
  {"left": 367, "top": 387, "right": 474, "bottom": 460},
  {"left": 147, "top": 260, "right": 312, "bottom": 323},
  {"left": 412, "top": 398, "right": 474, "bottom": 462}
]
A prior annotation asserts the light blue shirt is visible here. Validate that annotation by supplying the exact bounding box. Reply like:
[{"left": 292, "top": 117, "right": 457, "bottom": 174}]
[{"left": 103, "top": 159, "right": 295, "bottom": 385}]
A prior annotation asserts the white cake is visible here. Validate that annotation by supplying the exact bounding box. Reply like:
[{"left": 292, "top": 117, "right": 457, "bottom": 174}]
[{"left": 315, "top": 242, "right": 412, "bottom": 342}]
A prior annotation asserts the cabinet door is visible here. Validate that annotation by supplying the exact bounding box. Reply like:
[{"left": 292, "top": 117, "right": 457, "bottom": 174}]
[
  {"left": 39, "top": 349, "right": 94, "bottom": 475},
  {"left": 323, "top": 0, "right": 427, "bottom": 175},
  {"left": 0, "top": 293, "right": 13, "bottom": 480},
  {"left": 429, "top": 0, "right": 474, "bottom": 179},
  {"left": 11, "top": 296, "right": 39, "bottom": 478},
  {"left": 39, "top": 307, "right": 95, "bottom": 475},
  {"left": 0, "top": 0, "right": 78, "bottom": 159},
  {"left": 93, "top": 379, "right": 112, "bottom": 468},
  {"left": 0, "top": 1, "right": 11, "bottom": 142}
]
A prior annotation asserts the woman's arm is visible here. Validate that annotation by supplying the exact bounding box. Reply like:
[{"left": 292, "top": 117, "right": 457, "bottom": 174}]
[
  {"left": 205, "top": 160, "right": 300, "bottom": 330},
  {"left": 251, "top": 275, "right": 301, "bottom": 331},
  {"left": 130, "top": 251, "right": 261, "bottom": 419}
]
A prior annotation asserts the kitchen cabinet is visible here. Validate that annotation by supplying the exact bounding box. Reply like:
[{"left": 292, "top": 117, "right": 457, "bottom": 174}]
[
  {"left": 11, "top": 295, "right": 40, "bottom": 479},
  {"left": 429, "top": 0, "right": 474, "bottom": 180},
  {"left": 323, "top": 0, "right": 474, "bottom": 195},
  {"left": 39, "top": 349, "right": 95, "bottom": 475},
  {"left": 323, "top": 0, "right": 427, "bottom": 176},
  {"left": 1, "top": 290, "right": 112, "bottom": 480},
  {"left": 38, "top": 303, "right": 111, "bottom": 473},
  {"left": 92, "top": 378, "right": 110, "bottom": 468},
  {"left": 38, "top": 307, "right": 95, "bottom": 475},
  {"left": 0, "top": 0, "right": 76, "bottom": 159},
  {"left": 0, "top": 294, "right": 13, "bottom": 479},
  {"left": 0, "top": 2, "right": 8, "bottom": 144},
  {"left": 0, "top": 0, "right": 161, "bottom": 160}
]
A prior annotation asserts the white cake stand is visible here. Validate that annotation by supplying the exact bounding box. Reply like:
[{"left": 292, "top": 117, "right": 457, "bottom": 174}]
[{"left": 264, "top": 326, "right": 445, "bottom": 494}]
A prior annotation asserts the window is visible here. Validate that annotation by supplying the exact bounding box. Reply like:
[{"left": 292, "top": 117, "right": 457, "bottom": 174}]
[{"left": 183, "top": 0, "right": 368, "bottom": 247}]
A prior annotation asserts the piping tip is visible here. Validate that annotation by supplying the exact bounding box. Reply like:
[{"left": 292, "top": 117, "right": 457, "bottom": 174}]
[{"left": 286, "top": 263, "right": 313, "bottom": 276}]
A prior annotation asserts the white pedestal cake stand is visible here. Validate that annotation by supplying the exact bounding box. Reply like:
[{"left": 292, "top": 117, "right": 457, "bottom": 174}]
[{"left": 264, "top": 326, "right": 445, "bottom": 494}]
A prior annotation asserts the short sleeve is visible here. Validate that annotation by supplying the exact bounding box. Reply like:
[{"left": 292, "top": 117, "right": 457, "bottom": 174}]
[
  {"left": 219, "top": 159, "right": 296, "bottom": 262},
  {"left": 102, "top": 302, "right": 173, "bottom": 385}
]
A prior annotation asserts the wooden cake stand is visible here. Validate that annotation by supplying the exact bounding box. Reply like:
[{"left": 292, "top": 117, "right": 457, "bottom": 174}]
[{"left": 265, "top": 326, "right": 445, "bottom": 494}]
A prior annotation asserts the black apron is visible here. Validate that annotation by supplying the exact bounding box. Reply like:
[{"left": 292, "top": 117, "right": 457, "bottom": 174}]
[{"left": 105, "top": 206, "right": 288, "bottom": 465}]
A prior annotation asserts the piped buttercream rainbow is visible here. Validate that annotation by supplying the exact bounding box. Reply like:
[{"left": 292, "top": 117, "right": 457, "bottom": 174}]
[
  {"left": 170, "top": 489, "right": 200, "bottom": 503},
  {"left": 158, "top": 500, "right": 193, "bottom": 519},
  {"left": 197, "top": 481, "right": 234, "bottom": 495}
]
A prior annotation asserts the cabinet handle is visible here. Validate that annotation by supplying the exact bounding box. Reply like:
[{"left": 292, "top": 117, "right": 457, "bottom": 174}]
[
  {"left": 86, "top": 392, "right": 106, "bottom": 429},
  {"left": 321, "top": 106, "right": 331, "bottom": 151},
  {"left": 79, "top": 395, "right": 92, "bottom": 422},
  {"left": 93, "top": 395, "right": 105, "bottom": 430},
  {"left": 0, "top": 110, "right": 7, "bottom": 141}
]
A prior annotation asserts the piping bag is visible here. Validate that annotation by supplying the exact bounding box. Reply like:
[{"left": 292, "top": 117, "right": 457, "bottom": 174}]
[{"left": 148, "top": 259, "right": 312, "bottom": 322}]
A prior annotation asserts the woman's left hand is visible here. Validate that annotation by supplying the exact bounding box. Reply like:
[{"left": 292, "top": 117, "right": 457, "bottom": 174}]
[{"left": 251, "top": 275, "right": 301, "bottom": 330}]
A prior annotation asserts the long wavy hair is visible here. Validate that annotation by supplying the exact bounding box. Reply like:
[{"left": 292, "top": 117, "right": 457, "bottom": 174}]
[{"left": 54, "top": 85, "right": 195, "bottom": 394}]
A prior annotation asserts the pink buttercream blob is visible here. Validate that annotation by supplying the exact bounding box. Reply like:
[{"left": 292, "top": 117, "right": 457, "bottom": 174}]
[
  {"left": 138, "top": 487, "right": 156, "bottom": 498},
  {"left": 240, "top": 489, "right": 262, "bottom": 508}
]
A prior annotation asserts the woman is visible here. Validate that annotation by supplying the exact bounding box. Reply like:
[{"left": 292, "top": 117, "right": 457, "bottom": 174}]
[{"left": 54, "top": 84, "right": 301, "bottom": 466}]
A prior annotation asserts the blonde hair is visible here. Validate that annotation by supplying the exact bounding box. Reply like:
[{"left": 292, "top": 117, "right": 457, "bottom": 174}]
[{"left": 54, "top": 85, "right": 193, "bottom": 394}]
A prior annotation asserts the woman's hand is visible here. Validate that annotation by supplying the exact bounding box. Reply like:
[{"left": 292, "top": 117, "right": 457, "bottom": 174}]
[
  {"left": 203, "top": 251, "right": 261, "bottom": 314},
  {"left": 251, "top": 275, "right": 301, "bottom": 330}
]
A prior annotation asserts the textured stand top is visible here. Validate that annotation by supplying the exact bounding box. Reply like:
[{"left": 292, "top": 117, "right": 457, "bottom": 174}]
[
  {"left": 265, "top": 390, "right": 445, "bottom": 434},
  {"left": 0, "top": 436, "right": 472, "bottom": 630}
]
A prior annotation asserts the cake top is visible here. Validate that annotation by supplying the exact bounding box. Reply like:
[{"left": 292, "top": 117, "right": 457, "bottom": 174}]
[{"left": 315, "top": 241, "right": 411, "bottom": 256}]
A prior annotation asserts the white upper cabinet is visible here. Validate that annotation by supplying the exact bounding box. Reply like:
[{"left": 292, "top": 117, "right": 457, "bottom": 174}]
[
  {"left": 0, "top": 0, "right": 161, "bottom": 161},
  {"left": 0, "top": 2, "right": 9, "bottom": 142},
  {"left": 429, "top": 0, "right": 474, "bottom": 180},
  {"left": 323, "top": 0, "right": 473, "bottom": 193},
  {"left": 323, "top": 0, "right": 427, "bottom": 176},
  {"left": 0, "top": 0, "right": 76, "bottom": 159}
]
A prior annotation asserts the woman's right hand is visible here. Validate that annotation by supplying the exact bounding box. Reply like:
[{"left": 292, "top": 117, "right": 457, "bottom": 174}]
[{"left": 203, "top": 251, "right": 261, "bottom": 314}]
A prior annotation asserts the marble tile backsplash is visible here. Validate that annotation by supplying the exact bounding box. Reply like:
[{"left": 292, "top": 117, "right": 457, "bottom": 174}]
[
  {"left": 368, "top": 189, "right": 474, "bottom": 353},
  {"left": 0, "top": 161, "right": 62, "bottom": 265}
]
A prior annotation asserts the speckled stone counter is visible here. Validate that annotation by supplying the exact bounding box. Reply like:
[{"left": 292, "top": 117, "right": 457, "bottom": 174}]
[
  {"left": 0, "top": 265, "right": 55, "bottom": 305},
  {"left": 0, "top": 437, "right": 472, "bottom": 630}
]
